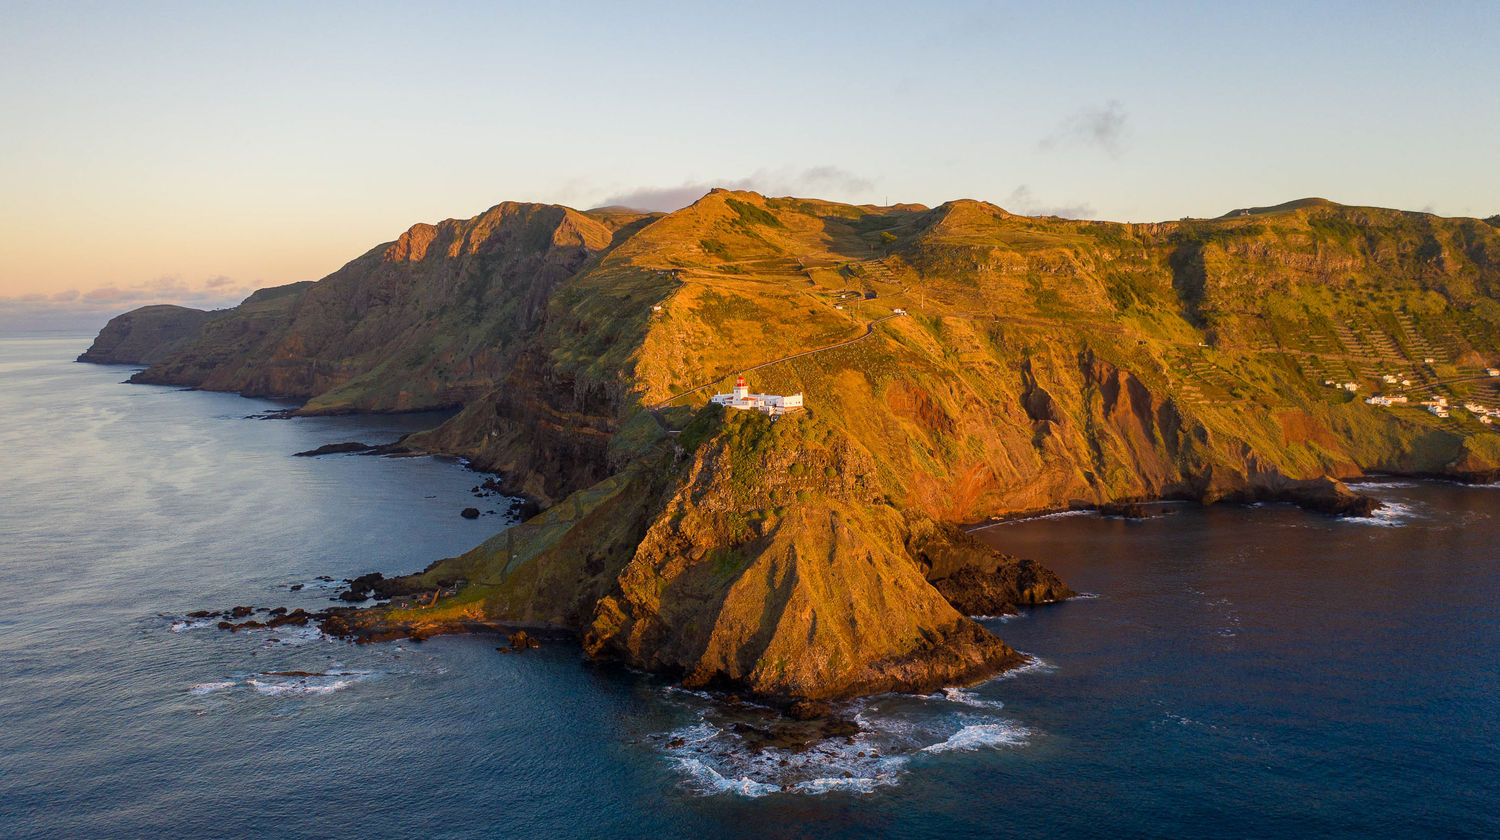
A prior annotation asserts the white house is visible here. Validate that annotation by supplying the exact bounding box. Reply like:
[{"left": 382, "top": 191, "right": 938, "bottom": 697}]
[{"left": 711, "top": 374, "right": 804, "bottom": 417}]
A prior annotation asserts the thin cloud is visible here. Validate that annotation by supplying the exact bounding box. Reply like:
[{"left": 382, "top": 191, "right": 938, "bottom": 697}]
[
  {"left": 1039, "top": 100, "right": 1129, "bottom": 157},
  {"left": 597, "top": 166, "right": 875, "bottom": 212},
  {"left": 0, "top": 275, "right": 255, "bottom": 335},
  {"left": 1004, "top": 185, "right": 1096, "bottom": 219}
]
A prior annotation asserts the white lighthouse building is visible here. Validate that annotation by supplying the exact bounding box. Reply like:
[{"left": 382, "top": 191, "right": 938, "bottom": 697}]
[{"left": 710, "top": 374, "right": 803, "bottom": 417}]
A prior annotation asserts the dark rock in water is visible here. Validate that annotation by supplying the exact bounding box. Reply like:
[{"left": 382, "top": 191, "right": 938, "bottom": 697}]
[
  {"left": 1266, "top": 476, "right": 1382, "bottom": 517},
  {"left": 826, "top": 719, "right": 861, "bottom": 739},
  {"left": 1098, "top": 501, "right": 1159, "bottom": 519},
  {"left": 217, "top": 621, "right": 234, "bottom": 630},
  {"left": 460, "top": 507, "right": 481, "bottom": 519},
  {"left": 293, "top": 441, "right": 373, "bottom": 457},
  {"left": 245, "top": 409, "right": 299, "bottom": 420},
  {"left": 230, "top": 606, "right": 253, "bottom": 618},
  {"left": 786, "top": 700, "right": 832, "bottom": 721},
  {"left": 186, "top": 610, "right": 216, "bottom": 618},
  {"left": 269, "top": 607, "right": 287, "bottom": 615},
  {"left": 509, "top": 630, "right": 540, "bottom": 650},
  {"left": 289, "top": 584, "right": 303, "bottom": 591},
  {"left": 908, "top": 519, "right": 1075, "bottom": 617},
  {"left": 266, "top": 609, "right": 310, "bottom": 628},
  {"left": 337, "top": 571, "right": 428, "bottom": 603}
]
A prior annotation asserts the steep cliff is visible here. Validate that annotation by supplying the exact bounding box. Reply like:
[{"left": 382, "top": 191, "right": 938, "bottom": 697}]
[
  {"left": 76, "top": 304, "right": 225, "bottom": 365},
  {"left": 87, "top": 190, "right": 1500, "bottom": 697},
  {"left": 113, "top": 203, "right": 654, "bottom": 412}
]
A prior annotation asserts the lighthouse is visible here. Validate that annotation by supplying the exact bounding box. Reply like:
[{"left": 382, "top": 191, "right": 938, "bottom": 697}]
[{"left": 710, "top": 373, "right": 804, "bottom": 417}]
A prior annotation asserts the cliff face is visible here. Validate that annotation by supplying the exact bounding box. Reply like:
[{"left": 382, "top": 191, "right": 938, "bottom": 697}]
[
  {"left": 109, "top": 203, "right": 651, "bottom": 412},
  {"left": 334, "top": 407, "right": 1061, "bottom": 697},
  {"left": 86, "top": 190, "right": 1500, "bottom": 697},
  {"left": 77, "top": 304, "right": 224, "bottom": 365}
]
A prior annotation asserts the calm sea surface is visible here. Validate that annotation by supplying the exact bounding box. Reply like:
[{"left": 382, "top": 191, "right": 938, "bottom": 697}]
[{"left": 1, "top": 334, "right": 1497, "bottom": 839}]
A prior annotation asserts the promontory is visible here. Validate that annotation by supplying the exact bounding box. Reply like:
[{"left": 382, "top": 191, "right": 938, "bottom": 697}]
[{"left": 82, "top": 191, "right": 1500, "bottom": 697}]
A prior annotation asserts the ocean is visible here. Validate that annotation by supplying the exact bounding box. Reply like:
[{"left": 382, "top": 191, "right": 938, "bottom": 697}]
[{"left": 1, "top": 334, "right": 1496, "bottom": 839}]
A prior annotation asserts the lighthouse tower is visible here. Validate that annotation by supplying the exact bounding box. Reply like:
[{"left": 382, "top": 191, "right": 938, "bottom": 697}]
[{"left": 709, "top": 373, "right": 802, "bottom": 417}]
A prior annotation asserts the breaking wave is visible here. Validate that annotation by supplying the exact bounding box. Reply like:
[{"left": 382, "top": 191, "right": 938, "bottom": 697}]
[
  {"left": 656, "top": 679, "right": 1041, "bottom": 796},
  {"left": 920, "top": 722, "right": 1030, "bottom": 753},
  {"left": 246, "top": 671, "right": 369, "bottom": 695},
  {"left": 933, "top": 687, "right": 1006, "bottom": 710},
  {"left": 1344, "top": 499, "right": 1418, "bottom": 528}
]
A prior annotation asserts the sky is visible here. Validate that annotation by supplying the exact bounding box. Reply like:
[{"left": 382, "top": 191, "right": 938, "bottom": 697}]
[{"left": 2, "top": 0, "right": 1497, "bottom": 331}]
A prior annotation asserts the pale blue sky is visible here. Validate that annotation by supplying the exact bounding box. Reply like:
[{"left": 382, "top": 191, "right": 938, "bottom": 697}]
[{"left": 1, "top": 0, "right": 1496, "bottom": 327}]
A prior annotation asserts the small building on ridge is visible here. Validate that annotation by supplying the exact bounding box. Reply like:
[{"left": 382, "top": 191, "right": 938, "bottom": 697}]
[{"left": 710, "top": 374, "right": 803, "bottom": 417}]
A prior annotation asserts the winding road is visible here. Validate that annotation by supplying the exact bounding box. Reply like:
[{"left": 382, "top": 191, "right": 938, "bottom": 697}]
[{"left": 651, "top": 313, "right": 904, "bottom": 409}]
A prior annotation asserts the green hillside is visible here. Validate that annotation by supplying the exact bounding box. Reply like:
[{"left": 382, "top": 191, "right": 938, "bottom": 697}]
[{"left": 85, "top": 190, "right": 1500, "bottom": 697}]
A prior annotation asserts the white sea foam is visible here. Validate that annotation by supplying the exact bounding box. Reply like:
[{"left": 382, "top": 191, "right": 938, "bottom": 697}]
[
  {"left": 990, "top": 655, "right": 1056, "bottom": 681},
  {"left": 169, "top": 619, "right": 216, "bottom": 632},
  {"left": 920, "top": 722, "right": 1029, "bottom": 753},
  {"left": 188, "top": 681, "right": 235, "bottom": 695},
  {"left": 934, "top": 687, "right": 1006, "bottom": 710},
  {"left": 245, "top": 670, "right": 370, "bottom": 696},
  {"left": 658, "top": 710, "right": 915, "bottom": 797},
  {"left": 674, "top": 758, "right": 780, "bottom": 797},
  {"left": 247, "top": 678, "right": 352, "bottom": 695},
  {"left": 970, "top": 611, "right": 1024, "bottom": 622},
  {"left": 793, "top": 775, "right": 885, "bottom": 794},
  {"left": 1344, "top": 499, "right": 1417, "bottom": 527},
  {"left": 976, "top": 509, "right": 1094, "bottom": 529},
  {"left": 657, "top": 675, "right": 1043, "bottom": 796},
  {"left": 262, "top": 624, "right": 330, "bottom": 646}
]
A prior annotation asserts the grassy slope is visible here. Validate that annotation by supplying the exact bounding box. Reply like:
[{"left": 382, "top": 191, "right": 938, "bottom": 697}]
[
  {"left": 100, "top": 189, "right": 1500, "bottom": 697},
  {"left": 366, "top": 191, "right": 1500, "bottom": 697},
  {"left": 130, "top": 203, "right": 652, "bottom": 412}
]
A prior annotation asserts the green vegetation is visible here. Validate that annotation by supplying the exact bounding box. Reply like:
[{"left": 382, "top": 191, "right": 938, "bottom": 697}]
[
  {"left": 91, "top": 188, "right": 1500, "bottom": 699},
  {"left": 726, "top": 198, "right": 784, "bottom": 229}
]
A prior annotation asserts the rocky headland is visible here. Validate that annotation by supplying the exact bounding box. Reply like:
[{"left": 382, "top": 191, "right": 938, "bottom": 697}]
[{"left": 87, "top": 191, "right": 1500, "bottom": 698}]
